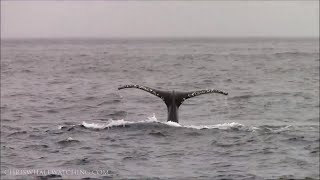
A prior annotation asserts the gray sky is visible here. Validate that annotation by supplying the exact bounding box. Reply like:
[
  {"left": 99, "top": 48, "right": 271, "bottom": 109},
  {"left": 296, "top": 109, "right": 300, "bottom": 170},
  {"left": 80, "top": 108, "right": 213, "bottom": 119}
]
[{"left": 1, "top": 1, "right": 319, "bottom": 38}]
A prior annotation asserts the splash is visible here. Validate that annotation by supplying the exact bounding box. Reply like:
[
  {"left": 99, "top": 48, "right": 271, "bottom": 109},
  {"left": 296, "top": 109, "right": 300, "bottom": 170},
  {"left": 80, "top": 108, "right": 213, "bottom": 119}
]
[
  {"left": 185, "top": 122, "right": 245, "bottom": 130},
  {"left": 77, "top": 114, "right": 256, "bottom": 131},
  {"left": 164, "top": 121, "right": 182, "bottom": 127},
  {"left": 58, "top": 114, "right": 282, "bottom": 132},
  {"left": 81, "top": 113, "right": 159, "bottom": 129},
  {"left": 82, "top": 121, "right": 107, "bottom": 129},
  {"left": 262, "top": 125, "right": 293, "bottom": 133},
  {"left": 66, "top": 137, "right": 74, "bottom": 141},
  {"left": 57, "top": 137, "right": 80, "bottom": 144}
]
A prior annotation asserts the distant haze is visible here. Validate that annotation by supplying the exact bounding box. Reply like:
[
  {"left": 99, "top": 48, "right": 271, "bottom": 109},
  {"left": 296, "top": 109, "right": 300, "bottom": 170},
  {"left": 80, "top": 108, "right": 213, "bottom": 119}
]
[{"left": 1, "top": 1, "right": 319, "bottom": 38}]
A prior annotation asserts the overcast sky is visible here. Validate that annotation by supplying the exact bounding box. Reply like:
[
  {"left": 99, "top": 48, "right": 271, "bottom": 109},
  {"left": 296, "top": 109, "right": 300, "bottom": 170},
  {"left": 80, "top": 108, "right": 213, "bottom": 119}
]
[{"left": 1, "top": 1, "right": 319, "bottom": 38}]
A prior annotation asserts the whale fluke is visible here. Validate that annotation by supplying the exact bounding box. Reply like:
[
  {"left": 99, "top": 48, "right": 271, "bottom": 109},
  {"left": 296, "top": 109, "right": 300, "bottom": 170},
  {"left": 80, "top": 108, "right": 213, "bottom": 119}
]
[
  {"left": 118, "top": 84, "right": 228, "bottom": 123},
  {"left": 118, "top": 85, "right": 167, "bottom": 101}
]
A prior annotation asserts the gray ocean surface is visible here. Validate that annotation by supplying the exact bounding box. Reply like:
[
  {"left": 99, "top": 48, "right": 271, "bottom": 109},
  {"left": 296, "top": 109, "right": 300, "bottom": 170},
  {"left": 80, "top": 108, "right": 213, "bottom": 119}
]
[{"left": 1, "top": 38, "right": 319, "bottom": 180}]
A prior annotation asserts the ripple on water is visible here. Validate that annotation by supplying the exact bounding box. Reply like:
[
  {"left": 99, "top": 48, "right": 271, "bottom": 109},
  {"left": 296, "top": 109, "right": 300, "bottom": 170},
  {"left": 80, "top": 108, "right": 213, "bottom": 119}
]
[
  {"left": 57, "top": 137, "right": 80, "bottom": 146},
  {"left": 148, "top": 130, "right": 166, "bottom": 137},
  {"left": 7, "top": 131, "right": 27, "bottom": 137}
]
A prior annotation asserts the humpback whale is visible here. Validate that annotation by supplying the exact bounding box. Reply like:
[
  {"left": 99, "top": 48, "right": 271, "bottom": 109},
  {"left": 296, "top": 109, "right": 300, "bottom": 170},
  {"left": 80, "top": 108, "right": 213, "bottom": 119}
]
[{"left": 118, "top": 85, "right": 228, "bottom": 123}]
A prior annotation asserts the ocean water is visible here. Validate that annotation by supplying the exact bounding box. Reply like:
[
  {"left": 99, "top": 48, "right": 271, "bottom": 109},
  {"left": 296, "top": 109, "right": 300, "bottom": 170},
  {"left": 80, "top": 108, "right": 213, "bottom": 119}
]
[{"left": 1, "top": 38, "right": 319, "bottom": 179}]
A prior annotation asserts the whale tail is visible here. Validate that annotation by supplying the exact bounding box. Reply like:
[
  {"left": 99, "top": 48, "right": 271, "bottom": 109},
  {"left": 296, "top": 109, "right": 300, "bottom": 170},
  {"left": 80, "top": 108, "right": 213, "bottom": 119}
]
[
  {"left": 118, "top": 84, "right": 172, "bottom": 106},
  {"left": 118, "top": 84, "right": 228, "bottom": 122}
]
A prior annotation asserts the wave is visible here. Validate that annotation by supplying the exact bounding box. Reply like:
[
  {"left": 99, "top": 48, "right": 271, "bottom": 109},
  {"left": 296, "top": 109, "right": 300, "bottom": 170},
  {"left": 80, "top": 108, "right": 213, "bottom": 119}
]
[
  {"left": 58, "top": 114, "right": 258, "bottom": 132},
  {"left": 81, "top": 114, "right": 159, "bottom": 129},
  {"left": 57, "top": 137, "right": 80, "bottom": 145},
  {"left": 58, "top": 114, "right": 315, "bottom": 134},
  {"left": 81, "top": 114, "right": 250, "bottom": 131},
  {"left": 273, "top": 51, "right": 319, "bottom": 56}
]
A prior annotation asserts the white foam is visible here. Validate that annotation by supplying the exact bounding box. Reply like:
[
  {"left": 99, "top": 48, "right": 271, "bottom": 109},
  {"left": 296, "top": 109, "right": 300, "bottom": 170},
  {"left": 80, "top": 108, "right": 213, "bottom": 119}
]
[
  {"left": 267, "top": 125, "right": 292, "bottom": 133},
  {"left": 146, "top": 113, "right": 158, "bottom": 122},
  {"left": 82, "top": 121, "right": 106, "bottom": 129},
  {"left": 58, "top": 124, "right": 75, "bottom": 129},
  {"left": 184, "top": 122, "right": 245, "bottom": 130},
  {"left": 81, "top": 119, "right": 250, "bottom": 131},
  {"left": 165, "top": 121, "right": 182, "bottom": 127},
  {"left": 81, "top": 114, "right": 159, "bottom": 129},
  {"left": 249, "top": 126, "right": 260, "bottom": 132},
  {"left": 66, "top": 114, "right": 258, "bottom": 131},
  {"left": 106, "top": 119, "right": 131, "bottom": 128}
]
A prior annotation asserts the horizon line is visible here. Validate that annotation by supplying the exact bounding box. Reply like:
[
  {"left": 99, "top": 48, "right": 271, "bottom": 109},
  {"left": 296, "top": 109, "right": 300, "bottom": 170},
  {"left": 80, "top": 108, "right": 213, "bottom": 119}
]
[{"left": 1, "top": 35, "right": 319, "bottom": 40}]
